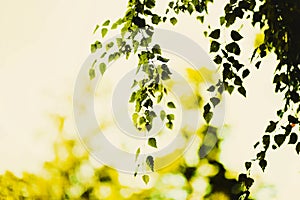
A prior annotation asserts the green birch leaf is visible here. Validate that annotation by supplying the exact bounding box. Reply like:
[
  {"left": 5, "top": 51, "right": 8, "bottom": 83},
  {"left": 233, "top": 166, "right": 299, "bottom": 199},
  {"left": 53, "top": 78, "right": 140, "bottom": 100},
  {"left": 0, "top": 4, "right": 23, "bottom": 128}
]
[
  {"left": 148, "top": 138, "right": 157, "bottom": 148},
  {"left": 99, "top": 63, "right": 106, "bottom": 75},
  {"left": 102, "top": 20, "right": 110, "bottom": 26},
  {"left": 167, "top": 102, "right": 176, "bottom": 108},
  {"left": 170, "top": 17, "right": 177, "bottom": 25},
  {"left": 160, "top": 110, "right": 166, "bottom": 121},
  {"left": 89, "top": 68, "right": 95, "bottom": 80},
  {"left": 142, "top": 175, "right": 150, "bottom": 184},
  {"left": 135, "top": 148, "right": 140, "bottom": 161},
  {"left": 93, "top": 25, "right": 99, "bottom": 34},
  {"left": 101, "top": 28, "right": 108, "bottom": 38}
]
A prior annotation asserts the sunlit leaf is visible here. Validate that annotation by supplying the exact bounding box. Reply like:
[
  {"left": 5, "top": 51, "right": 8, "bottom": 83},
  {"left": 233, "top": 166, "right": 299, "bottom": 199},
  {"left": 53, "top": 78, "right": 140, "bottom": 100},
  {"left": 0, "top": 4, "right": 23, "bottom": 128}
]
[
  {"left": 101, "top": 28, "right": 108, "bottom": 38},
  {"left": 89, "top": 68, "right": 95, "bottom": 80},
  {"left": 93, "top": 25, "right": 99, "bottom": 34},
  {"left": 142, "top": 175, "right": 150, "bottom": 184},
  {"left": 170, "top": 17, "right": 177, "bottom": 25},
  {"left": 135, "top": 148, "right": 140, "bottom": 161},
  {"left": 160, "top": 110, "right": 166, "bottom": 121},
  {"left": 102, "top": 20, "right": 110, "bottom": 26},
  {"left": 99, "top": 63, "right": 106, "bottom": 75}
]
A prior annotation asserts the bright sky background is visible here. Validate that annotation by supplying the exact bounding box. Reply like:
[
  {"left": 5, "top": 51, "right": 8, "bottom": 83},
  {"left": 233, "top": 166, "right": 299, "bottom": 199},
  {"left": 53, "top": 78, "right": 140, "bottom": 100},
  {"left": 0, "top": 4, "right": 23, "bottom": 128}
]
[{"left": 1, "top": 0, "right": 300, "bottom": 199}]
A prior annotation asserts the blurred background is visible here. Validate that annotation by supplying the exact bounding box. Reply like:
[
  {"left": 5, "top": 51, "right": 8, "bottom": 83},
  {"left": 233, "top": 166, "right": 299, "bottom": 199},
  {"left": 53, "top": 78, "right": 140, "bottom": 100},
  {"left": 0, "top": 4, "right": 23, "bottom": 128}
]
[{"left": 1, "top": 0, "right": 300, "bottom": 199}]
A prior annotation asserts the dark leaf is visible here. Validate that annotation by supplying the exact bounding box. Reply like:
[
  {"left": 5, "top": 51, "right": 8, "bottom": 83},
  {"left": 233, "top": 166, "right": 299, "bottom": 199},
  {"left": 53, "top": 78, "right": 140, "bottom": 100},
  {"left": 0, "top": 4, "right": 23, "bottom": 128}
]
[
  {"left": 146, "top": 123, "right": 152, "bottom": 131},
  {"left": 145, "top": 0, "right": 155, "bottom": 8},
  {"left": 144, "top": 99, "right": 153, "bottom": 108},
  {"left": 207, "top": 85, "right": 215, "bottom": 92},
  {"left": 210, "top": 41, "right": 221, "bottom": 52},
  {"left": 167, "top": 102, "right": 176, "bottom": 108},
  {"left": 231, "top": 30, "right": 243, "bottom": 41},
  {"left": 209, "top": 29, "right": 220, "bottom": 39},
  {"left": 245, "top": 162, "right": 252, "bottom": 170},
  {"left": 166, "top": 121, "right": 173, "bottom": 129},
  {"left": 254, "top": 141, "right": 259, "bottom": 149},
  {"left": 259, "top": 159, "right": 267, "bottom": 172},
  {"left": 152, "top": 44, "right": 161, "bottom": 54},
  {"left": 255, "top": 61, "right": 261, "bottom": 69},
  {"left": 161, "top": 71, "right": 170, "bottom": 80},
  {"left": 204, "top": 112, "right": 213, "bottom": 124},
  {"left": 288, "top": 133, "right": 298, "bottom": 144},
  {"left": 132, "top": 16, "right": 146, "bottom": 28},
  {"left": 288, "top": 115, "right": 298, "bottom": 124},
  {"left": 213, "top": 55, "right": 222, "bottom": 64},
  {"left": 257, "top": 151, "right": 266, "bottom": 160},
  {"left": 265, "top": 121, "right": 277, "bottom": 133},
  {"left": 151, "top": 15, "right": 161, "bottom": 25},
  {"left": 238, "top": 173, "right": 247, "bottom": 182},
  {"left": 238, "top": 86, "right": 246, "bottom": 97},
  {"left": 148, "top": 138, "right": 157, "bottom": 148},
  {"left": 233, "top": 7, "right": 244, "bottom": 18},
  {"left": 242, "top": 69, "right": 250, "bottom": 78},
  {"left": 187, "top": 4, "right": 194, "bottom": 14},
  {"left": 146, "top": 156, "right": 154, "bottom": 171},
  {"left": 167, "top": 114, "right": 174, "bottom": 121},
  {"left": 274, "top": 134, "right": 286, "bottom": 147},
  {"left": 225, "top": 42, "right": 241, "bottom": 55},
  {"left": 222, "top": 49, "right": 228, "bottom": 58},
  {"left": 196, "top": 16, "right": 204, "bottom": 23},
  {"left": 227, "top": 85, "right": 234, "bottom": 94},
  {"left": 245, "top": 177, "right": 254, "bottom": 189},
  {"left": 234, "top": 76, "right": 243, "bottom": 86},
  {"left": 157, "top": 56, "right": 169, "bottom": 63},
  {"left": 290, "top": 91, "right": 300, "bottom": 103},
  {"left": 262, "top": 135, "right": 270, "bottom": 149},
  {"left": 296, "top": 142, "right": 300, "bottom": 154}
]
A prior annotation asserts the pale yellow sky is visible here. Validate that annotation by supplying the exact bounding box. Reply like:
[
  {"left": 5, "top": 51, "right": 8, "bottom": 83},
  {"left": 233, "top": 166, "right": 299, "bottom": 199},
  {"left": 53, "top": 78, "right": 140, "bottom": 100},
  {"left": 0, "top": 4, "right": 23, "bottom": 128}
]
[{"left": 0, "top": 0, "right": 299, "bottom": 199}]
